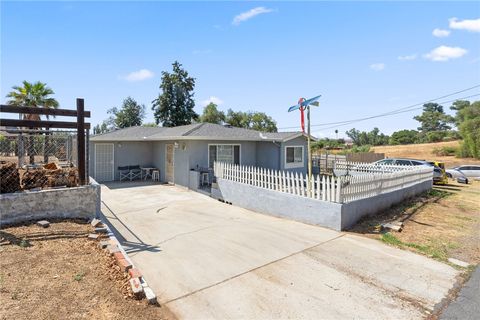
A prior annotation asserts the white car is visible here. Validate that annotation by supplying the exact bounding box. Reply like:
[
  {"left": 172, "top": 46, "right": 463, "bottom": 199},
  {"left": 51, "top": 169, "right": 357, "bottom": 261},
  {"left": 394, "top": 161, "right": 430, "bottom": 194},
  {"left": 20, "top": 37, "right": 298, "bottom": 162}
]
[{"left": 446, "top": 165, "right": 480, "bottom": 179}]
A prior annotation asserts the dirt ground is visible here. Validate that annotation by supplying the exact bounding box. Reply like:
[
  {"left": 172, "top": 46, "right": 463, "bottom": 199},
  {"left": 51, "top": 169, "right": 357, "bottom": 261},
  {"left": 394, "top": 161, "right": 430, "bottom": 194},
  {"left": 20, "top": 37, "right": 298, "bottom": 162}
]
[
  {"left": 372, "top": 140, "right": 479, "bottom": 168},
  {"left": 349, "top": 180, "right": 480, "bottom": 266},
  {"left": 0, "top": 221, "right": 175, "bottom": 320}
]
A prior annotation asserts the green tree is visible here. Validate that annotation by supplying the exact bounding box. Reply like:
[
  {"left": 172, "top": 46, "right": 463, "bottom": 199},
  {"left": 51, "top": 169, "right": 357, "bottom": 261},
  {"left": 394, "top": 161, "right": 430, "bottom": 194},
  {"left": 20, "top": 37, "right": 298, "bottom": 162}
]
[
  {"left": 249, "top": 112, "right": 277, "bottom": 132},
  {"left": 93, "top": 122, "right": 111, "bottom": 135},
  {"left": 413, "top": 103, "right": 454, "bottom": 132},
  {"left": 6, "top": 81, "right": 59, "bottom": 163},
  {"left": 199, "top": 103, "right": 225, "bottom": 124},
  {"left": 457, "top": 101, "right": 480, "bottom": 158},
  {"left": 152, "top": 61, "right": 198, "bottom": 126},
  {"left": 225, "top": 109, "right": 277, "bottom": 132},
  {"left": 389, "top": 130, "right": 418, "bottom": 145},
  {"left": 109, "top": 97, "right": 145, "bottom": 128},
  {"left": 142, "top": 122, "right": 158, "bottom": 127},
  {"left": 450, "top": 100, "right": 471, "bottom": 125}
]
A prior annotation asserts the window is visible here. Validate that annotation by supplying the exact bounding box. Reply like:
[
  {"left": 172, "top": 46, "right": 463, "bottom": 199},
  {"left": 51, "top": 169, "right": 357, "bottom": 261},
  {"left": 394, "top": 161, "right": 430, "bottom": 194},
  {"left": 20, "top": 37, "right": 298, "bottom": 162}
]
[
  {"left": 285, "top": 146, "right": 304, "bottom": 168},
  {"left": 396, "top": 160, "right": 412, "bottom": 166},
  {"left": 208, "top": 144, "right": 240, "bottom": 168}
]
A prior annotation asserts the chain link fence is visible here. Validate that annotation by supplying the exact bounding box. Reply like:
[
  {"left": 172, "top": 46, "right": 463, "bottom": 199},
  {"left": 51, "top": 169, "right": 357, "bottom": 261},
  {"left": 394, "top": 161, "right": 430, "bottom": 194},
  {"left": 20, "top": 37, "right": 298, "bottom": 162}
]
[{"left": 0, "top": 129, "right": 86, "bottom": 193}]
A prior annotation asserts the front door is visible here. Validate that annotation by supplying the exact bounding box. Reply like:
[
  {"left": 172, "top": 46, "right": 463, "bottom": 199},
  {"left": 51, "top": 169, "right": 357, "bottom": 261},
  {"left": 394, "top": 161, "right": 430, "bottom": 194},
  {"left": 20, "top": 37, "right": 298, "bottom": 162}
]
[
  {"left": 94, "top": 143, "right": 114, "bottom": 182},
  {"left": 165, "top": 144, "right": 174, "bottom": 184}
]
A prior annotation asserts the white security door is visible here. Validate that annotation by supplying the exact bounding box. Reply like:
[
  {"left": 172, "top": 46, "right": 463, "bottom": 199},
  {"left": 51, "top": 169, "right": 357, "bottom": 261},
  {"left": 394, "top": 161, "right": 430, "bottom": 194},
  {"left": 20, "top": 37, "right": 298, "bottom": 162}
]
[
  {"left": 95, "top": 143, "right": 114, "bottom": 182},
  {"left": 165, "top": 144, "right": 175, "bottom": 184}
]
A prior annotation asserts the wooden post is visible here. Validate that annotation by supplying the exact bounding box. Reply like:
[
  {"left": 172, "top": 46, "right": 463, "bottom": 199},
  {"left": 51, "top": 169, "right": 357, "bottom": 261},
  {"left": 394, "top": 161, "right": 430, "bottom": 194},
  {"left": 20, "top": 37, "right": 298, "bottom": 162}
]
[{"left": 77, "top": 98, "right": 86, "bottom": 185}]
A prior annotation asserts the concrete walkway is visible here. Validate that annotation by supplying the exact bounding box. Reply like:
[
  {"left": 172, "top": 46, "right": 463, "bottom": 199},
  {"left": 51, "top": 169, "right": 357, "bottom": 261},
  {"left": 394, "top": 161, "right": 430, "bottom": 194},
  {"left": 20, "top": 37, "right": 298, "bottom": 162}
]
[{"left": 101, "top": 182, "right": 459, "bottom": 320}]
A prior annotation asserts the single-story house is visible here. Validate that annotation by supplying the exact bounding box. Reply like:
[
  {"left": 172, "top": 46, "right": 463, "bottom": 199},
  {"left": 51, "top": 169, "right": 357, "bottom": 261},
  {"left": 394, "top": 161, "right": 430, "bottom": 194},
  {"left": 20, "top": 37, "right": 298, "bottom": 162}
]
[{"left": 89, "top": 123, "right": 313, "bottom": 188}]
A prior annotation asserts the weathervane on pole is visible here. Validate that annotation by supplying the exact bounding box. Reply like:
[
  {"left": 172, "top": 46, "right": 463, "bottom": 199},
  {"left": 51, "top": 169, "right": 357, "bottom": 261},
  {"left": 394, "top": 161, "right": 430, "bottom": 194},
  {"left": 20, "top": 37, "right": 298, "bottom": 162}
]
[{"left": 288, "top": 94, "right": 321, "bottom": 196}]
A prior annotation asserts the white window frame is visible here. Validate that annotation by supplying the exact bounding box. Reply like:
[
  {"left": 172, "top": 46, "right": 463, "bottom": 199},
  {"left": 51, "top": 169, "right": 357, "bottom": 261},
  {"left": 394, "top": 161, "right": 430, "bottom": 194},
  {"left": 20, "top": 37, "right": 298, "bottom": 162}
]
[
  {"left": 208, "top": 144, "right": 241, "bottom": 168},
  {"left": 284, "top": 145, "right": 304, "bottom": 169}
]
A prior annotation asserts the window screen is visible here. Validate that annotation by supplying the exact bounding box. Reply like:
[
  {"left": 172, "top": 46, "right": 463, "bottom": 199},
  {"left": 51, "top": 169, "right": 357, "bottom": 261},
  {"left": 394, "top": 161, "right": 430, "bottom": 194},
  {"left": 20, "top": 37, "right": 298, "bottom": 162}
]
[{"left": 286, "top": 146, "right": 303, "bottom": 163}]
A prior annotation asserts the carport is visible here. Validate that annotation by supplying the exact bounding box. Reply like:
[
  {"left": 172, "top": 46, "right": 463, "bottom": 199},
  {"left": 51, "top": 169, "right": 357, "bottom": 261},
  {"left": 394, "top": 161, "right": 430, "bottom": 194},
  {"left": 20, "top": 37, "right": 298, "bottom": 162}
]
[{"left": 101, "top": 182, "right": 459, "bottom": 319}]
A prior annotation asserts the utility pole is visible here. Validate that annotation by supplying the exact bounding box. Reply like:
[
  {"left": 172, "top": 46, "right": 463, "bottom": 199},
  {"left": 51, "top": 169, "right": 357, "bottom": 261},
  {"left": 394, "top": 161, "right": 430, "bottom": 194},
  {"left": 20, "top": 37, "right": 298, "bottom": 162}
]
[{"left": 307, "top": 104, "right": 312, "bottom": 196}]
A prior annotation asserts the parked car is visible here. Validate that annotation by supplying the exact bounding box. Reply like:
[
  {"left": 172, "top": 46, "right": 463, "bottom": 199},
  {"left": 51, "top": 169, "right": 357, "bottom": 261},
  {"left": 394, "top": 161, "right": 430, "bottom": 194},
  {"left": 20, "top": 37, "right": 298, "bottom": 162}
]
[
  {"left": 373, "top": 158, "right": 432, "bottom": 166},
  {"left": 446, "top": 165, "right": 480, "bottom": 179}
]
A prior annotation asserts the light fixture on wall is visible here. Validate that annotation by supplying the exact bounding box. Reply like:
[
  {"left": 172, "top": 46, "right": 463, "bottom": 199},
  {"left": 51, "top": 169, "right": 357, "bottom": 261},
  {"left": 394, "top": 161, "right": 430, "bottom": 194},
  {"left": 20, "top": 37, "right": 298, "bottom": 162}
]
[
  {"left": 181, "top": 143, "right": 187, "bottom": 151},
  {"left": 174, "top": 142, "right": 179, "bottom": 148},
  {"left": 117, "top": 142, "right": 122, "bottom": 148}
]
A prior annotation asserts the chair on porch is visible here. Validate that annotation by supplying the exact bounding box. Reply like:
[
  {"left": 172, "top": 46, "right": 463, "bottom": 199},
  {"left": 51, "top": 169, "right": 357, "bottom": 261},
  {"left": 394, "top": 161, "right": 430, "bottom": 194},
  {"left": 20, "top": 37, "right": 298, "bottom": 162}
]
[
  {"left": 129, "top": 165, "right": 142, "bottom": 181},
  {"left": 118, "top": 166, "right": 130, "bottom": 181}
]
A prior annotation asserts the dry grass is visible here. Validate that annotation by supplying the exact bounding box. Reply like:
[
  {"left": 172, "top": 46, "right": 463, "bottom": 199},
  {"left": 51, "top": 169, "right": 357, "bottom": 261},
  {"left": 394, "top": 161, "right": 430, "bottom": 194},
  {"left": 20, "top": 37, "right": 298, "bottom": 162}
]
[
  {"left": 0, "top": 221, "right": 175, "bottom": 320},
  {"left": 349, "top": 180, "right": 480, "bottom": 265},
  {"left": 372, "top": 140, "right": 479, "bottom": 168}
]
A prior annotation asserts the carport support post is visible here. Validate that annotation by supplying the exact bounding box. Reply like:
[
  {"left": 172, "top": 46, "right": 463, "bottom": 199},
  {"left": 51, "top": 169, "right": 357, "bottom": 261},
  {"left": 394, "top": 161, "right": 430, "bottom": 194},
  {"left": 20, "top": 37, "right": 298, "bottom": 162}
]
[
  {"left": 77, "top": 98, "right": 86, "bottom": 185},
  {"left": 307, "top": 105, "right": 312, "bottom": 197}
]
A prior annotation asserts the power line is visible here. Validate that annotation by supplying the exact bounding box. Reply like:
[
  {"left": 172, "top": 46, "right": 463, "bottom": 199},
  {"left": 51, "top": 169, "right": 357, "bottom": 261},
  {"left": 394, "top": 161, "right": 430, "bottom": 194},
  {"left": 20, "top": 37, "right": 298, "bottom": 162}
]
[
  {"left": 278, "top": 84, "right": 480, "bottom": 130},
  {"left": 314, "top": 93, "right": 480, "bottom": 132}
]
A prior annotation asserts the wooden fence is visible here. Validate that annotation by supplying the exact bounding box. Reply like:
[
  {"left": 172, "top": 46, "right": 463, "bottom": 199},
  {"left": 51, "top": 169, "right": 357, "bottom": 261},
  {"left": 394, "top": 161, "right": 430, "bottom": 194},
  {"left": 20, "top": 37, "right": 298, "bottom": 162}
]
[{"left": 214, "top": 162, "right": 433, "bottom": 204}]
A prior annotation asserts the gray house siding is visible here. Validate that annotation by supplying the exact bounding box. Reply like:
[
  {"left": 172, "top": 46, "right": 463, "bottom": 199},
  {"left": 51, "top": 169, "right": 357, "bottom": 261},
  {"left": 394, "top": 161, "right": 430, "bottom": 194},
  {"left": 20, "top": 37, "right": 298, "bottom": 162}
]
[
  {"left": 90, "top": 136, "right": 308, "bottom": 186},
  {"left": 89, "top": 141, "right": 153, "bottom": 182},
  {"left": 280, "top": 136, "right": 308, "bottom": 174},
  {"left": 256, "top": 141, "right": 281, "bottom": 170}
]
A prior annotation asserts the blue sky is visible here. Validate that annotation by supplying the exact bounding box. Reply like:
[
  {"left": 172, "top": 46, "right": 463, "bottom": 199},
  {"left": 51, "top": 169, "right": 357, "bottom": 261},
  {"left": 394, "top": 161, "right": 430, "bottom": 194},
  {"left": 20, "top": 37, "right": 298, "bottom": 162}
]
[{"left": 1, "top": 1, "right": 479, "bottom": 137}]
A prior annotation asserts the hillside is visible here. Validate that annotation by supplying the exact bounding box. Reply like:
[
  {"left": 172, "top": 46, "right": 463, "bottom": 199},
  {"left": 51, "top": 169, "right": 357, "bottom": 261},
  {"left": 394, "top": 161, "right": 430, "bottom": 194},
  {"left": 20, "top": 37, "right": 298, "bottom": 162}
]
[{"left": 372, "top": 141, "right": 479, "bottom": 168}]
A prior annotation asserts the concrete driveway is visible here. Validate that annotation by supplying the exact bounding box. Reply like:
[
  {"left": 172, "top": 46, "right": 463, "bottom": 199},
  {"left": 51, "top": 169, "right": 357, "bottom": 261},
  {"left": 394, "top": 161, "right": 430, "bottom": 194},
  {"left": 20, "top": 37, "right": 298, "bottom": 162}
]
[{"left": 101, "top": 182, "right": 459, "bottom": 320}]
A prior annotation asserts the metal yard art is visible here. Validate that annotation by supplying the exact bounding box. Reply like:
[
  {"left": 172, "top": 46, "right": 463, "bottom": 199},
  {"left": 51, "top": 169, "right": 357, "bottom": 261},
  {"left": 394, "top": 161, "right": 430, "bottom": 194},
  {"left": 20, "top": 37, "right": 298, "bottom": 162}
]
[{"left": 288, "top": 94, "right": 321, "bottom": 196}]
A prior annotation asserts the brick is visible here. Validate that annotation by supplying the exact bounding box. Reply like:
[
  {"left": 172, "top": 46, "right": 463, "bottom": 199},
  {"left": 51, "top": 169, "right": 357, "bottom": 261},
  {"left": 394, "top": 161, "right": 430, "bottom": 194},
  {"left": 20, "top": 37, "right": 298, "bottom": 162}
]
[
  {"left": 98, "top": 240, "right": 110, "bottom": 249},
  {"left": 87, "top": 233, "right": 100, "bottom": 240},
  {"left": 113, "top": 251, "right": 125, "bottom": 262},
  {"left": 118, "top": 258, "right": 132, "bottom": 272},
  {"left": 94, "top": 227, "right": 109, "bottom": 234},
  {"left": 143, "top": 286, "right": 157, "bottom": 304},
  {"left": 128, "top": 268, "right": 142, "bottom": 279},
  {"left": 37, "top": 220, "right": 50, "bottom": 228},
  {"left": 90, "top": 218, "right": 102, "bottom": 228},
  {"left": 129, "top": 277, "right": 143, "bottom": 296},
  {"left": 107, "top": 245, "right": 121, "bottom": 255}
]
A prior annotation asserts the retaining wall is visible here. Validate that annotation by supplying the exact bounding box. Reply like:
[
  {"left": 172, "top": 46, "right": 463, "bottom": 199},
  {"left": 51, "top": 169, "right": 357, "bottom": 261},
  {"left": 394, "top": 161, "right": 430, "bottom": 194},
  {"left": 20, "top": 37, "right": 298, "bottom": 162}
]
[
  {"left": 0, "top": 178, "right": 101, "bottom": 226},
  {"left": 214, "top": 178, "right": 432, "bottom": 231}
]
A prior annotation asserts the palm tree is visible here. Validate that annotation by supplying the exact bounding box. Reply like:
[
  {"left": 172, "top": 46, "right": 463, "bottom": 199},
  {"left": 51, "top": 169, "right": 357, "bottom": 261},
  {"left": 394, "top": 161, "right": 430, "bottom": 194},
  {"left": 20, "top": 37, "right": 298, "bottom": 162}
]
[
  {"left": 6, "top": 81, "right": 59, "bottom": 164},
  {"left": 335, "top": 129, "right": 338, "bottom": 140}
]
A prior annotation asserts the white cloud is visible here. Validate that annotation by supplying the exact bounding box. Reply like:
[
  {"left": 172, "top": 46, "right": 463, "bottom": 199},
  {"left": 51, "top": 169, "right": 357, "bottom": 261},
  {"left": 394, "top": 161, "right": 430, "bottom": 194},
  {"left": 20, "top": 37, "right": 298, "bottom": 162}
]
[
  {"left": 232, "top": 7, "right": 273, "bottom": 25},
  {"left": 369, "top": 63, "right": 385, "bottom": 71},
  {"left": 398, "top": 54, "right": 417, "bottom": 61},
  {"left": 449, "top": 17, "right": 480, "bottom": 33},
  {"left": 120, "top": 69, "right": 154, "bottom": 82},
  {"left": 432, "top": 28, "right": 450, "bottom": 37},
  {"left": 424, "top": 45, "right": 468, "bottom": 62},
  {"left": 201, "top": 96, "right": 224, "bottom": 107}
]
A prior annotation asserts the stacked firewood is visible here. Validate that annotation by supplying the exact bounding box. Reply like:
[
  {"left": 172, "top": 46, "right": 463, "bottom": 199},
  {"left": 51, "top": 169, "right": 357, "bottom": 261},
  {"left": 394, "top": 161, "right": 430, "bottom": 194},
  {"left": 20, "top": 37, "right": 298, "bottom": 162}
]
[
  {"left": 44, "top": 167, "right": 78, "bottom": 188},
  {"left": 0, "top": 161, "right": 21, "bottom": 193},
  {"left": 22, "top": 169, "right": 48, "bottom": 189}
]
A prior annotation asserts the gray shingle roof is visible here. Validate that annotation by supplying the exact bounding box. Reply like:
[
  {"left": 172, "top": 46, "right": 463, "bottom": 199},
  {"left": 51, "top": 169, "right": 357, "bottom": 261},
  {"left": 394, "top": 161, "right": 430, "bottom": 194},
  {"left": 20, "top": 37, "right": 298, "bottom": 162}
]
[{"left": 91, "top": 123, "right": 306, "bottom": 142}]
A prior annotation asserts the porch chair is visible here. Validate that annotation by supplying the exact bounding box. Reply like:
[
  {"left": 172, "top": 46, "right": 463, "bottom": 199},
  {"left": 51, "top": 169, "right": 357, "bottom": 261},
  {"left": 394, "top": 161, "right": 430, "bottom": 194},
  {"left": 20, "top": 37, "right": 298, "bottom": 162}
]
[
  {"left": 152, "top": 170, "right": 160, "bottom": 181},
  {"left": 118, "top": 166, "right": 130, "bottom": 181},
  {"left": 128, "top": 165, "right": 142, "bottom": 181}
]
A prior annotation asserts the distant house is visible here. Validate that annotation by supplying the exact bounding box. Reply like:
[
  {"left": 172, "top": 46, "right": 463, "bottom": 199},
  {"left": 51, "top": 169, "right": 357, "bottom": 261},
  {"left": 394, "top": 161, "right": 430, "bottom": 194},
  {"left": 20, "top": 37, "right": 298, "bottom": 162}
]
[{"left": 89, "top": 123, "right": 313, "bottom": 187}]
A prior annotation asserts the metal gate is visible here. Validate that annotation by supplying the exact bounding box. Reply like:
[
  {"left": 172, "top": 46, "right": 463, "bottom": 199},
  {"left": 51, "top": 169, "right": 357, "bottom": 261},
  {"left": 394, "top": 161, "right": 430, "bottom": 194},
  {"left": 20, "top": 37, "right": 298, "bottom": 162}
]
[{"left": 95, "top": 143, "right": 114, "bottom": 182}]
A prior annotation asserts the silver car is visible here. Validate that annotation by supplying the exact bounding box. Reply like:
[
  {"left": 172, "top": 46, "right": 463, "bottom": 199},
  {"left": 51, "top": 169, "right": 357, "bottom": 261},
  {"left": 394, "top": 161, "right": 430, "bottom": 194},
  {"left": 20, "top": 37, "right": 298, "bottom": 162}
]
[{"left": 446, "top": 165, "right": 480, "bottom": 179}]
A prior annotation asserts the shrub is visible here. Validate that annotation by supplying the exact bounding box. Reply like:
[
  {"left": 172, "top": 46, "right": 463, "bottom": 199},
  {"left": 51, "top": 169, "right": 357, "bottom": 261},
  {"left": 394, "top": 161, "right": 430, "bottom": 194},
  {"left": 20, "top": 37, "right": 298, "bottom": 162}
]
[{"left": 432, "top": 146, "right": 458, "bottom": 156}]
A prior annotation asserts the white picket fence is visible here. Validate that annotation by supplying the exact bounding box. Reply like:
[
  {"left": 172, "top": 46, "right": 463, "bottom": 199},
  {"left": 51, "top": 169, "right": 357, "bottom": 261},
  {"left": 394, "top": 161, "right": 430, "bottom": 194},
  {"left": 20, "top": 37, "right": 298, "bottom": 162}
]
[{"left": 214, "top": 162, "right": 433, "bottom": 204}]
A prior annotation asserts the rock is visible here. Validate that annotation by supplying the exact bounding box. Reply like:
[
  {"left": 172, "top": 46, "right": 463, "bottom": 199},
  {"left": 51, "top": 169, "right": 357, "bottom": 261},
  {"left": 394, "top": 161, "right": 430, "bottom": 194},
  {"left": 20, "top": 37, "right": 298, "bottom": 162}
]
[
  {"left": 90, "top": 218, "right": 102, "bottom": 228},
  {"left": 381, "top": 223, "right": 402, "bottom": 232},
  {"left": 143, "top": 286, "right": 157, "bottom": 304},
  {"left": 87, "top": 233, "right": 100, "bottom": 240},
  {"left": 448, "top": 258, "right": 470, "bottom": 268},
  {"left": 37, "top": 220, "right": 50, "bottom": 228},
  {"left": 129, "top": 277, "right": 143, "bottom": 297},
  {"left": 94, "top": 227, "right": 109, "bottom": 234}
]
